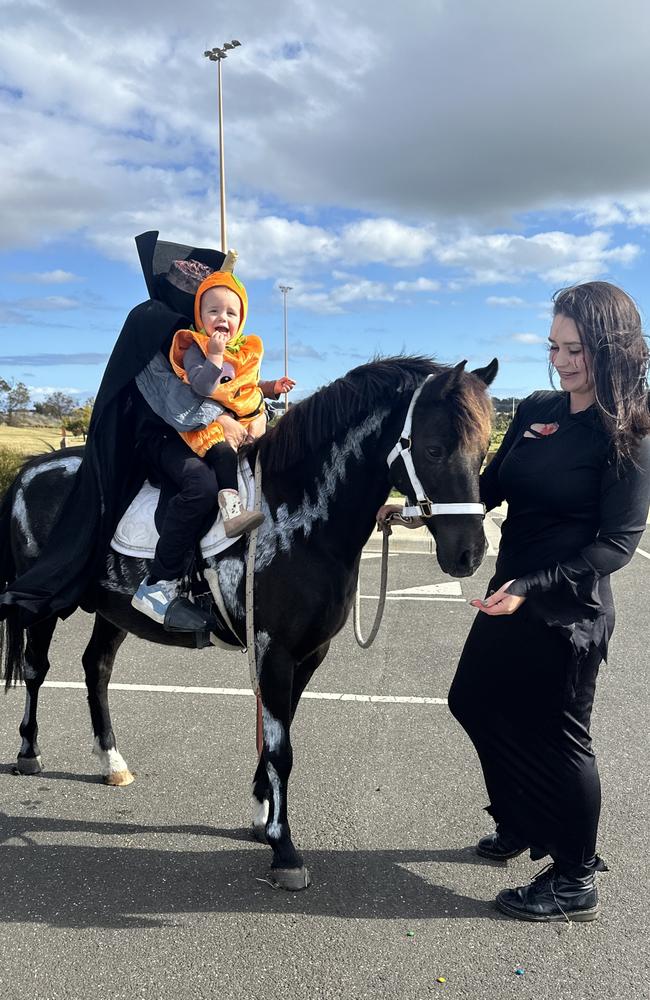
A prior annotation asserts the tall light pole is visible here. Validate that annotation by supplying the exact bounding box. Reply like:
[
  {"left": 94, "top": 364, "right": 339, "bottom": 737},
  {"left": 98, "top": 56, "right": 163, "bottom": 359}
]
[
  {"left": 203, "top": 39, "right": 241, "bottom": 252},
  {"left": 279, "top": 285, "right": 293, "bottom": 414}
]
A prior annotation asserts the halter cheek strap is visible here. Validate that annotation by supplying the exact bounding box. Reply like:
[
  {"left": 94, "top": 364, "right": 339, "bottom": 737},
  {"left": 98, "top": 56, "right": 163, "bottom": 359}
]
[{"left": 386, "top": 374, "right": 485, "bottom": 519}]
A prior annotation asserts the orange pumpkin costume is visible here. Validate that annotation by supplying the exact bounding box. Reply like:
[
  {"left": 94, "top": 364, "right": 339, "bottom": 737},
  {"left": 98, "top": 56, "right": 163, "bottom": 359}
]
[{"left": 169, "top": 271, "right": 267, "bottom": 457}]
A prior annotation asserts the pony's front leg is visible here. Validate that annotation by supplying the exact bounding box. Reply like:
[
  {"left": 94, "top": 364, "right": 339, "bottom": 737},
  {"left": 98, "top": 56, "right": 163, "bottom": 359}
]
[
  {"left": 15, "top": 617, "right": 57, "bottom": 774},
  {"left": 82, "top": 614, "right": 133, "bottom": 786},
  {"left": 257, "top": 642, "right": 310, "bottom": 890},
  {"left": 252, "top": 643, "right": 330, "bottom": 849}
]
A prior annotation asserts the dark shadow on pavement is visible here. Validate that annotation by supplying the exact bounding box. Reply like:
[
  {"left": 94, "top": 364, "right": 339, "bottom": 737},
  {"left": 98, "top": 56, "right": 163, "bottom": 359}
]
[
  {"left": 0, "top": 811, "right": 507, "bottom": 929},
  {"left": 0, "top": 762, "right": 104, "bottom": 784}
]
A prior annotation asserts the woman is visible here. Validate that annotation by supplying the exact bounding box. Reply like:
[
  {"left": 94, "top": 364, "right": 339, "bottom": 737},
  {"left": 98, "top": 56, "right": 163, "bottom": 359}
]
[{"left": 448, "top": 281, "right": 650, "bottom": 922}]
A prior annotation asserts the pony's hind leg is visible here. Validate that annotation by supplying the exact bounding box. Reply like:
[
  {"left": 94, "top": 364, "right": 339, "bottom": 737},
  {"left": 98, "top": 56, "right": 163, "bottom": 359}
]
[
  {"left": 15, "top": 617, "right": 57, "bottom": 775},
  {"left": 82, "top": 614, "right": 133, "bottom": 787}
]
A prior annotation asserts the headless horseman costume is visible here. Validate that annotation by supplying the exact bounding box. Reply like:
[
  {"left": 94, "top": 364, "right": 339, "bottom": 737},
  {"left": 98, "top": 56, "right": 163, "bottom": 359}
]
[{"left": 0, "top": 232, "right": 225, "bottom": 627}]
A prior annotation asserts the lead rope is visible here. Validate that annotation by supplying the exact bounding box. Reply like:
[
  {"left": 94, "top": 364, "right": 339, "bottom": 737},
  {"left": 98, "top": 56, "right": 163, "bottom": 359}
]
[
  {"left": 245, "top": 451, "right": 264, "bottom": 753},
  {"left": 353, "top": 522, "right": 391, "bottom": 648}
]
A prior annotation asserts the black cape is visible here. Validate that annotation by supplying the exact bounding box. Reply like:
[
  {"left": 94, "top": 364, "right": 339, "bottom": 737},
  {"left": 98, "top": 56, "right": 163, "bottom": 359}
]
[{"left": 0, "top": 232, "right": 224, "bottom": 625}]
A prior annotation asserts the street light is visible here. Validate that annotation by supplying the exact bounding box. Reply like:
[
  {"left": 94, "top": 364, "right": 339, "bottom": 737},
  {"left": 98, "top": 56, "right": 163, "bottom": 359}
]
[
  {"left": 203, "top": 39, "right": 242, "bottom": 252},
  {"left": 278, "top": 285, "right": 293, "bottom": 414}
]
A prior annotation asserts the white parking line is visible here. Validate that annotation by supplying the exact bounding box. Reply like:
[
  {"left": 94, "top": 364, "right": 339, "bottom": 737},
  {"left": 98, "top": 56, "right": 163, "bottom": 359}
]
[
  {"left": 40, "top": 680, "right": 448, "bottom": 706},
  {"left": 360, "top": 595, "right": 465, "bottom": 602},
  {"left": 635, "top": 547, "right": 650, "bottom": 561}
]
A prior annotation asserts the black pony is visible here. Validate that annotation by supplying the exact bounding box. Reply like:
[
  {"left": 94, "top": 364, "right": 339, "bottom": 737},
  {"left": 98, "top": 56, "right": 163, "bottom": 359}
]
[{"left": 1, "top": 355, "right": 496, "bottom": 889}]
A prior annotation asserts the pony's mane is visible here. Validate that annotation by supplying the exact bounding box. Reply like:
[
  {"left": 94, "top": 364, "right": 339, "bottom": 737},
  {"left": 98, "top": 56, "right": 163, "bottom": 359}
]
[{"left": 258, "top": 355, "right": 493, "bottom": 473}]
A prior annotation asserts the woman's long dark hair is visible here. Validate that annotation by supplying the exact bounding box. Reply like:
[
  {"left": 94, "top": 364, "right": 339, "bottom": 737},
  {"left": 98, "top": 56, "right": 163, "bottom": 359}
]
[{"left": 552, "top": 281, "right": 650, "bottom": 464}]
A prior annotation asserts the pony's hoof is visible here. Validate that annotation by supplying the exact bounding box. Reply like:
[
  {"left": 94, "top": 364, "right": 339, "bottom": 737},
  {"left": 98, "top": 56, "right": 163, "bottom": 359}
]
[
  {"left": 251, "top": 823, "right": 268, "bottom": 844},
  {"left": 266, "top": 866, "right": 311, "bottom": 891},
  {"left": 104, "top": 769, "right": 135, "bottom": 787},
  {"left": 14, "top": 754, "right": 43, "bottom": 775}
]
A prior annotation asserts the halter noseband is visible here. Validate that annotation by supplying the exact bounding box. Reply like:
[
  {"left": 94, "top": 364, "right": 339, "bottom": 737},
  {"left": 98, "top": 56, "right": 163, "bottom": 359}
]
[{"left": 386, "top": 374, "right": 486, "bottom": 519}]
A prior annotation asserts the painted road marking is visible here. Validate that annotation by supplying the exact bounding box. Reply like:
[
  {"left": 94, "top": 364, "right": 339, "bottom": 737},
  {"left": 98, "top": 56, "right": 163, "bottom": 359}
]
[
  {"left": 388, "top": 582, "right": 462, "bottom": 596},
  {"left": 360, "top": 595, "right": 465, "bottom": 602},
  {"left": 40, "top": 680, "right": 448, "bottom": 706},
  {"left": 635, "top": 547, "right": 650, "bottom": 560}
]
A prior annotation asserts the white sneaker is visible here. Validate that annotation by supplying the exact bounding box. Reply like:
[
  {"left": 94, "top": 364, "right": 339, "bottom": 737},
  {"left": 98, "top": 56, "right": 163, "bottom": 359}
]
[{"left": 131, "top": 578, "right": 181, "bottom": 624}]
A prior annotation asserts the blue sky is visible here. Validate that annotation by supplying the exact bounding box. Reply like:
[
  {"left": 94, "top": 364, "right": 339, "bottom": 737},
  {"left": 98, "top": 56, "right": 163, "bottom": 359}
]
[{"left": 1, "top": 0, "right": 650, "bottom": 404}]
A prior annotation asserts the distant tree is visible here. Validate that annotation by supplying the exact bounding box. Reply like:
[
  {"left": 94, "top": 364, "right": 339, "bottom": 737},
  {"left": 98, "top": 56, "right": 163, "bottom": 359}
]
[
  {"left": 491, "top": 396, "right": 521, "bottom": 415},
  {"left": 1, "top": 377, "right": 29, "bottom": 414},
  {"left": 0, "top": 377, "right": 10, "bottom": 416},
  {"left": 63, "top": 399, "right": 94, "bottom": 440},
  {"left": 487, "top": 410, "right": 514, "bottom": 454},
  {"left": 34, "top": 391, "right": 76, "bottom": 421},
  {"left": 494, "top": 411, "right": 513, "bottom": 433},
  {"left": 5, "top": 381, "right": 31, "bottom": 415}
]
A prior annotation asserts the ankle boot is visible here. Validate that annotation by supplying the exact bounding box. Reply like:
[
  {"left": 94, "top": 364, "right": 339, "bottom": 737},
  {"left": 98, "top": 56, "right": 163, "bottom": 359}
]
[
  {"left": 495, "top": 863, "right": 600, "bottom": 922},
  {"left": 476, "top": 824, "right": 529, "bottom": 860},
  {"left": 218, "top": 489, "right": 265, "bottom": 538}
]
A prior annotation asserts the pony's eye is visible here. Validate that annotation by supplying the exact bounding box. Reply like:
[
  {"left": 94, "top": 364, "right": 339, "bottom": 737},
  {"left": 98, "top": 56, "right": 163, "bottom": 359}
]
[{"left": 427, "top": 445, "right": 445, "bottom": 460}]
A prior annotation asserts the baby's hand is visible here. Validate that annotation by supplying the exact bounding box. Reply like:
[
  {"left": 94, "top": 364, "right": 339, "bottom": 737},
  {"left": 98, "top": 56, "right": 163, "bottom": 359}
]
[
  {"left": 208, "top": 330, "right": 229, "bottom": 357},
  {"left": 273, "top": 376, "right": 296, "bottom": 394}
]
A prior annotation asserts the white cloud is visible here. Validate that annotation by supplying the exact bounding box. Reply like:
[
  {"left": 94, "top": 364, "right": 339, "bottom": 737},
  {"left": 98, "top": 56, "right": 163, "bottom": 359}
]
[
  {"left": 290, "top": 278, "right": 395, "bottom": 313},
  {"left": 27, "top": 385, "right": 84, "bottom": 399},
  {"left": 17, "top": 270, "right": 81, "bottom": 284},
  {"left": 1, "top": 0, "right": 650, "bottom": 248},
  {"left": 265, "top": 339, "right": 325, "bottom": 361},
  {"left": 338, "top": 220, "right": 437, "bottom": 266},
  {"left": 577, "top": 195, "right": 650, "bottom": 229},
  {"left": 0, "top": 0, "right": 648, "bottom": 313},
  {"left": 486, "top": 296, "right": 525, "bottom": 307},
  {"left": 511, "top": 333, "right": 546, "bottom": 344},
  {"left": 394, "top": 277, "right": 440, "bottom": 292},
  {"left": 435, "top": 231, "right": 640, "bottom": 285},
  {"left": 18, "top": 296, "right": 80, "bottom": 310}
]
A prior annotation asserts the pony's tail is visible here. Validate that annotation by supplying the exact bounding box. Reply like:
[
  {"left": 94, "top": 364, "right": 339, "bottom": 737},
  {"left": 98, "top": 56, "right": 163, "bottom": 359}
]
[
  {"left": 0, "top": 479, "right": 25, "bottom": 688},
  {"left": 1, "top": 608, "right": 25, "bottom": 689}
]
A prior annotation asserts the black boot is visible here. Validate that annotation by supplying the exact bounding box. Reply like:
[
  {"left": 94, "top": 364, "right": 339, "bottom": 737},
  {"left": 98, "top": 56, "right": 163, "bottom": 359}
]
[
  {"left": 495, "top": 863, "right": 600, "bottom": 922},
  {"left": 476, "top": 824, "right": 528, "bottom": 860}
]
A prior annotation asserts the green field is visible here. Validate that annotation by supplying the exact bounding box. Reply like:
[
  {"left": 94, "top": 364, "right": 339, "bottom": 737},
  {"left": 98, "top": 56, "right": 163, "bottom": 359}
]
[{"left": 0, "top": 425, "right": 85, "bottom": 456}]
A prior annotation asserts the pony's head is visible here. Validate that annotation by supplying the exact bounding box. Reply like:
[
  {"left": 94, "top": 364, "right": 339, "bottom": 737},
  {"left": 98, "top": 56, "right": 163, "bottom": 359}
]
[
  {"left": 388, "top": 358, "right": 498, "bottom": 577},
  {"left": 257, "top": 353, "right": 497, "bottom": 579}
]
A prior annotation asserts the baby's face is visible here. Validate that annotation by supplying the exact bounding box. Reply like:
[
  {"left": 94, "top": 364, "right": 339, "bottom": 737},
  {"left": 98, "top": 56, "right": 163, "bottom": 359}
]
[{"left": 199, "top": 286, "right": 242, "bottom": 341}]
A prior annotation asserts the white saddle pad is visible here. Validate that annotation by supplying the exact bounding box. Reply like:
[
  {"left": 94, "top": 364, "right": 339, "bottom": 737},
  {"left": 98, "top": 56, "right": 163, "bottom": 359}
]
[{"left": 111, "top": 461, "right": 255, "bottom": 560}]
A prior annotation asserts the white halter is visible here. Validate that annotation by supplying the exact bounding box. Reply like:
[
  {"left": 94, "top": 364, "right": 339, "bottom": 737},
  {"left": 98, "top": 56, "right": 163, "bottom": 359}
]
[{"left": 386, "top": 374, "right": 486, "bottom": 519}]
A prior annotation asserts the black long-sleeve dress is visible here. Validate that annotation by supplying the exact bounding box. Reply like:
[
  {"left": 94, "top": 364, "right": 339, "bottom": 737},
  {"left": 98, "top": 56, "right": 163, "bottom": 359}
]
[{"left": 448, "top": 390, "right": 650, "bottom": 877}]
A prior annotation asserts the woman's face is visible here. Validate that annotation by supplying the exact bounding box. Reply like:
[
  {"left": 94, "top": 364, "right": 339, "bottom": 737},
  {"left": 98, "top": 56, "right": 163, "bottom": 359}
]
[{"left": 548, "top": 313, "right": 594, "bottom": 400}]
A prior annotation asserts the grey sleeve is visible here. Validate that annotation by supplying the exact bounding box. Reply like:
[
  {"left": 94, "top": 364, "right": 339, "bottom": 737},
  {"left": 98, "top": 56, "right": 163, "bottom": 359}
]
[
  {"left": 135, "top": 352, "right": 225, "bottom": 431},
  {"left": 184, "top": 342, "right": 223, "bottom": 397}
]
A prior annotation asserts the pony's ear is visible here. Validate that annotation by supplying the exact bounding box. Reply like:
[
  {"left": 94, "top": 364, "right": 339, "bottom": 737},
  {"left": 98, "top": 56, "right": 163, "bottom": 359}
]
[
  {"left": 471, "top": 358, "right": 498, "bottom": 386},
  {"left": 431, "top": 360, "right": 467, "bottom": 399}
]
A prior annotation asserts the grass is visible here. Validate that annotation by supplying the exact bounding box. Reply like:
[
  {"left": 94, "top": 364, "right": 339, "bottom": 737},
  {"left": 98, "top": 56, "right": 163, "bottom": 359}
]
[
  {"left": 0, "top": 428, "right": 87, "bottom": 497},
  {"left": 0, "top": 425, "right": 85, "bottom": 456}
]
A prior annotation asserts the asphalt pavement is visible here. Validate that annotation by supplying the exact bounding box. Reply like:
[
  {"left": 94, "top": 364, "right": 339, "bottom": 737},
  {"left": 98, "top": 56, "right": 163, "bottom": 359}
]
[{"left": 0, "top": 517, "right": 648, "bottom": 1000}]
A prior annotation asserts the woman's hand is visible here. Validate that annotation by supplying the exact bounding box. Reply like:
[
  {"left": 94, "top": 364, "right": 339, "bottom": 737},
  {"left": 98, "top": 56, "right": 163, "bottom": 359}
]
[
  {"left": 470, "top": 580, "right": 525, "bottom": 616},
  {"left": 375, "top": 504, "right": 426, "bottom": 534},
  {"left": 273, "top": 376, "right": 296, "bottom": 395},
  {"left": 216, "top": 413, "right": 247, "bottom": 449},
  {"left": 375, "top": 504, "right": 403, "bottom": 535}
]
